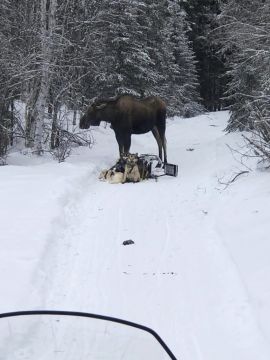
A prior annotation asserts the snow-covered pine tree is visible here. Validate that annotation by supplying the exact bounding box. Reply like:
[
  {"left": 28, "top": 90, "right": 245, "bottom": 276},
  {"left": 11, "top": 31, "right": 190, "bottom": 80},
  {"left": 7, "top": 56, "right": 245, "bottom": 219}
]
[
  {"left": 164, "top": 0, "right": 202, "bottom": 116},
  {"left": 90, "top": 0, "right": 201, "bottom": 116},
  {"left": 181, "top": 0, "right": 226, "bottom": 111},
  {"left": 218, "top": 0, "right": 270, "bottom": 163},
  {"left": 91, "top": 0, "right": 159, "bottom": 98},
  {"left": 138, "top": 0, "right": 171, "bottom": 97},
  {"left": 219, "top": 0, "right": 270, "bottom": 133}
]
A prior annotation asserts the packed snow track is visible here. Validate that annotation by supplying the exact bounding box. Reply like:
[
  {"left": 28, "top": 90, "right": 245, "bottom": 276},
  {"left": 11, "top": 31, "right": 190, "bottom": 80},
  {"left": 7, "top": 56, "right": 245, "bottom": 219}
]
[{"left": 1, "top": 112, "right": 270, "bottom": 359}]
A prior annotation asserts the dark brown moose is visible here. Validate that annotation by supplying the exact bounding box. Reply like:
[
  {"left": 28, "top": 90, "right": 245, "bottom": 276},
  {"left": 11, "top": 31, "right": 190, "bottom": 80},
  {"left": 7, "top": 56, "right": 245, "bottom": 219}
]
[{"left": 80, "top": 95, "right": 167, "bottom": 163}]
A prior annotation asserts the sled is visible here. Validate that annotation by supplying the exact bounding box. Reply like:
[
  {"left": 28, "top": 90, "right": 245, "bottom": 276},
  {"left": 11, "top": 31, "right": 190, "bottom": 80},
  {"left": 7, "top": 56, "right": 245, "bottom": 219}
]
[
  {"left": 139, "top": 154, "right": 178, "bottom": 178},
  {"left": 99, "top": 154, "right": 178, "bottom": 184}
]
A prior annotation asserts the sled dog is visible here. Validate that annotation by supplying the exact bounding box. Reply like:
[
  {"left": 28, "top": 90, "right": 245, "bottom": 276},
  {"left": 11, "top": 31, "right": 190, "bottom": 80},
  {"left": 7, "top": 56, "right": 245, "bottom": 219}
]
[
  {"left": 122, "top": 153, "right": 141, "bottom": 183},
  {"left": 99, "top": 153, "right": 141, "bottom": 184}
]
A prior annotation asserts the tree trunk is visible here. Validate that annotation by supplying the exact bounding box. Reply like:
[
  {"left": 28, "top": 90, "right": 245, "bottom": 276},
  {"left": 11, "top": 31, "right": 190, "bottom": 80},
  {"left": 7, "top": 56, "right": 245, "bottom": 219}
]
[
  {"left": 25, "top": 0, "right": 57, "bottom": 153},
  {"left": 34, "top": 0, "right": 56, "bottom": 154},
  {"left": 72, "top": 110, "right": 77, "bottom": 127},
  {"left": 25, "top": 80, "right": 39, "bottom": 148},
  {"left": 50, "top": 102, "right": 60, "bottom": 149}
]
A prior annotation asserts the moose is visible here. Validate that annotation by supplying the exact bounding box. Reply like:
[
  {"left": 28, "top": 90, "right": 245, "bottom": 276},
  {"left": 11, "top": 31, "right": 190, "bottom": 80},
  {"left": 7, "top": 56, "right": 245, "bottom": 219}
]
[{"left": 80, "top": 95, "right": 167, "bottom": 163}]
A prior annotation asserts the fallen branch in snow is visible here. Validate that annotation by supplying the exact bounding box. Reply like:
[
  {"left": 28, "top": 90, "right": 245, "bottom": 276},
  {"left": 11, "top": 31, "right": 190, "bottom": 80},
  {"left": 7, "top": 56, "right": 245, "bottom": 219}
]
[{"left": 218, "top": 170, "right": 249, "bottom": 189}]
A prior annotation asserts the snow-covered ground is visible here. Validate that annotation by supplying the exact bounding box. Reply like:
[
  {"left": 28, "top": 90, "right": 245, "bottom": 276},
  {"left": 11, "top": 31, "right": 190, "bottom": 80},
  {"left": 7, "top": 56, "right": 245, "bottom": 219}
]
[{"left": 1, "top": 111, "right": 270, "bottom": 359}]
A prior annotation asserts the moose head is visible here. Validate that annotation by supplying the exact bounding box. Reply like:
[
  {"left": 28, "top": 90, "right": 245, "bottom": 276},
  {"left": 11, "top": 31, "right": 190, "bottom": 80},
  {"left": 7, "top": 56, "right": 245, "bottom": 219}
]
[{"left": 79, "top": 101, "right": 108, "bottom": 129}]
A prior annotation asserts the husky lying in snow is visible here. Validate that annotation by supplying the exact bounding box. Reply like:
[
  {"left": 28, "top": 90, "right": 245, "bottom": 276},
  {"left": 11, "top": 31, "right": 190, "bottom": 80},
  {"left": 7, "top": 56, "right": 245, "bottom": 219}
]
[
  {"left": 99, "top": 153, "right": 141, "bottom": 184},
  {"left": 122, "top": 153, "right": 141, "bottom": 183},
  {"left": 99, "top": 169, "right": 124, "bottom": 184}
]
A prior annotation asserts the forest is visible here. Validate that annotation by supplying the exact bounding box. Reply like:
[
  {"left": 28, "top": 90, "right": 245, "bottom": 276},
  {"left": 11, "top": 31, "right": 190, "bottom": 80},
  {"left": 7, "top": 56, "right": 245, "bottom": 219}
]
[{"left": 0, "top": 0, "right": 269, "bottom": 164}]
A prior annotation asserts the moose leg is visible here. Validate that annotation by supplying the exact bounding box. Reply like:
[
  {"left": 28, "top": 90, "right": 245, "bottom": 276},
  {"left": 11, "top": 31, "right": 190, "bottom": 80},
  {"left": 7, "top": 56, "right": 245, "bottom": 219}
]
[
  {"left": 114, "top": 131, "right": 131, "bottom": 156},
  {"left": 156, "top": 125, "right": 167, "bottom": 164},
  {"left": 152, "top": 126, "right": 163, "bottom": 161},
  {"left": 118, "top": 143, "right": 124, "bottom": 156},
  {"left": 123, "top": 133, "right": 131, "bottom": 154},
  {"left": 161, "top": 135, "right": 167, "bottom": 164},
  {"left": 114, "top": 131, "right": 125, "bottom": 156},
  {"left": 156, "top": 107, "right": 167, "bottom": 164}
]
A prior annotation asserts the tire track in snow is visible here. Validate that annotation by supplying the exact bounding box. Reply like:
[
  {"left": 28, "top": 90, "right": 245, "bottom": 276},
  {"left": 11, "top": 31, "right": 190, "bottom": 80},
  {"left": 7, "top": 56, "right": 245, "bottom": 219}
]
[
  {"left": 34, "top": 113, "right": 270, "bottom": 360},
  {"left": 35, "top": 174, "right": 194, "bottom": 358},
  {"left": 172, "top": 130, "right": 270, "bottom": 359},
  {"left": 39, "top": 176, "right": 269, "bottom": 359},
  {"left": 33, "top": 165, "right": 101, "bottom": 308}
]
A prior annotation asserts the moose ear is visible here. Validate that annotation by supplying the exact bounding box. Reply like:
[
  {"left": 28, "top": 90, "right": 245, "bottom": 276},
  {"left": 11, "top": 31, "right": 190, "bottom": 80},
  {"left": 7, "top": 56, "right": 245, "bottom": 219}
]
[{"left": 96, "top": 103, "right": 107, "bottom": 110}]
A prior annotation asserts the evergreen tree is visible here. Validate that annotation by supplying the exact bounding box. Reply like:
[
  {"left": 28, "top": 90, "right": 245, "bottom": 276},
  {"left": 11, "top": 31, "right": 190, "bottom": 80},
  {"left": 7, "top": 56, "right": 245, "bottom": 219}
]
[
  {"left": 165, "top": 0, "right": 202, "bottom": 116},
  {"left": 92, "top": 0, "right": 160, "bottom": 98},
  {"left": 139, "top": 0, "right": 171, "bottom": 96},
  {"left": 181, "top": 0, "right": 227, "bottom": 111},
  {"left": 219, "top": 0, "right": 270, "bottom": 132},
  {"left": 92, "top": 0, "right": 201, "bottom": 116}
]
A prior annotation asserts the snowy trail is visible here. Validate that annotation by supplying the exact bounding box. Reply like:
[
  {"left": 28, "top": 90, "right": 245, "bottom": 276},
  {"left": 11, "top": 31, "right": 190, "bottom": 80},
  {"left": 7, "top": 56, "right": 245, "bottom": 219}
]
[
  {"left": 1, "top": 112, "right": 270, "bottom": 359},
  {"left": 32, "top": 113, "right": 270, "bottom": 359}
]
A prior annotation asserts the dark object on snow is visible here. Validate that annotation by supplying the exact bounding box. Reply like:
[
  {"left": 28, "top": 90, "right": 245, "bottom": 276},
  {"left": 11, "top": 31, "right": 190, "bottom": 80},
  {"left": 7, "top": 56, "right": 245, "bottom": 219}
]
[
  {"left": 80, "top": 95, "right": 167, "bottom": 163},
  {"left": 123, "top": 240, "right": 135, "bottom": 246},
  {"left": 164, "top": 163, "right": 178, "bottom": 177}
]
